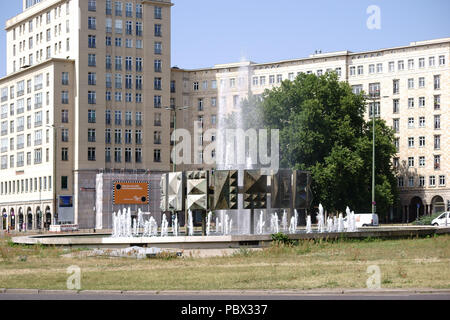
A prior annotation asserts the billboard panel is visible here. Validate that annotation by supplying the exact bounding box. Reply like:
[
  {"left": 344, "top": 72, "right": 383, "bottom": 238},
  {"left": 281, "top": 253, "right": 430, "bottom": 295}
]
[{"left": 114, "top": 182, "right": 149, "bottom": 205}]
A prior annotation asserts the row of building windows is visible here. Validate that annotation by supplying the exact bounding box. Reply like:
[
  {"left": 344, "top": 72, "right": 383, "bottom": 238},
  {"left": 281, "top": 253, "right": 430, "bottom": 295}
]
[
  {"left": 349, "top": 56, "right": 446, "bottom": 76},
  {"left": 103, "top": 147, "right": 147, "bottom": 163},
  {"left": 1, "top": 111, "right": 49, "bottom": 136},
  {"left": 103, "top": 129, "right": 144, "bottom": 144},
  {"left": 398, "top": 175, "right": 446, "bottom": 188},
  {"left": 13, "top": 21, "right": 68, "bottom": 56},
  {"left": 13, "top": 38, "right": 71, "bottom": 72},
  {"left": 0, "top": 175, "right": 54, "bottom": 196},
  {"left": 404, "top": 136, "right": 442, "bottom": 149},
  {"left": 14, "top": 3, "right": 69, "bottom": 40},
  {"left": 393, "top": 115, "right": 441, "bottom": 133},
  {"left": 1, "top": 147, "right": 49, "bottom": 169},
  {"left": 1, "top": 94, "right": 50, "bottom": 119},
  {"left": 1, "top": 73, "right": 51, "bottom": 102},
  {"left": 91, "top": 1, "right": 147, "bottom": 19},
  {"left": 104, "top": 56, "right": 145, "bottom": 71},
  {"left": 395, "top": 155, "right": 442, "bottom": 170},
  {"left": 392, "top": 95, "right": 441, "bottom": 113},
  {"left": 1, "top": 127, "right": 54, "bottom": 152}
]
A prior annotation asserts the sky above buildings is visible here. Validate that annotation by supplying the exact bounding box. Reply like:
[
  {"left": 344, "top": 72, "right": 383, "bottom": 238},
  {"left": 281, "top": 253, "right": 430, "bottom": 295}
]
[{"left": 1, "top": 0, "right": 449, "bottom": 76}]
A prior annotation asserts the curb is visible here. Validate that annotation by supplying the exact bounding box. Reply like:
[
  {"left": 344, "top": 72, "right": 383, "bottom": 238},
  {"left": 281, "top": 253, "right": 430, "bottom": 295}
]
[{"left": 1, "top": 288, "right": 450, "bottom": 296}]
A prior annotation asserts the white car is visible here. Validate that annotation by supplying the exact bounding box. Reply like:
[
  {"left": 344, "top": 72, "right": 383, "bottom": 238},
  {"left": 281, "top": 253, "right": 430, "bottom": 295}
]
[
  {"left": 431, "top": 212, "right": 450, "bottom": 227},
  {"left": 344, "top": 213, "right": 379, "bottom": 229}
]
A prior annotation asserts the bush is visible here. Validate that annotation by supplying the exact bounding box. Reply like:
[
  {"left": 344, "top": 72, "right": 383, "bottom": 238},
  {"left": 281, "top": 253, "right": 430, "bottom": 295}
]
[
  {"left": 271, "top": 232, "right": 293, "bottom": 245},
  {"left": 412, "top": 213, "right": 441, "bottom": 226}
]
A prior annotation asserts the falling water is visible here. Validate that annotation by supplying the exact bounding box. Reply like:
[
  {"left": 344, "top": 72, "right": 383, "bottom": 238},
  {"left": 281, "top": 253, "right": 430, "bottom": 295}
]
[
  {"left": 337, "top": 213, "right": 344, "bottom": 232},
  {"left": 306, "top": 215, "right": 312, "bottom": 234},
  {"left": 281, "top": 210, "right": 288, "bottom": 232},
  {"left": 326, "top": 216, "right": 333, "bottom": 232},
  {"left": 161, "top": 214, "right": 169, "bottom": 237},
  {"left": 172, "top": 214, "right": 179, "bottom": 237},
  {"left": 187, "top": 210, "right": 194, "bottom": 236},
  {"left": 206, "top": 211, "right": 212, "bottom": 236},
  {"left": 270, "top": 212, "right": 279, "bottom": 234},
  {"left": 317, "top": 204, "right": 325, "bottom": 233}
]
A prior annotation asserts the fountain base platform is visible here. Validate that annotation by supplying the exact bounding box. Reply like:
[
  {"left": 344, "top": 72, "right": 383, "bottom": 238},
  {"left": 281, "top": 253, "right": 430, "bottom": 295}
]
[{"left": 12, "top": 226, "right": 450, "bottom": 250}]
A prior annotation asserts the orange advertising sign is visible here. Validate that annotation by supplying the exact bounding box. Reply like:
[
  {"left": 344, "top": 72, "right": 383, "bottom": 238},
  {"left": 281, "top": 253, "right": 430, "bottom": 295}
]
[{"left": 114, "top": 182, "right": 149, "bottom": 205}]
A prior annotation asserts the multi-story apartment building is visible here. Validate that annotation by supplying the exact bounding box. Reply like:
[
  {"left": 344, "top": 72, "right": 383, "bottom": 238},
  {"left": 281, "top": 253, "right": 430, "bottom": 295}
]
[
  {"left": 172, "top": 38, "right": 450, "bottom": 222},
  {"left": 1, "top": 0, "right": 173, "bottom": 231}
]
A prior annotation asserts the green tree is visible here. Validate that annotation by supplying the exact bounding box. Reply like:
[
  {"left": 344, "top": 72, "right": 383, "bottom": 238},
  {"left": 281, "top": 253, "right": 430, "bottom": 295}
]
[{"left": 243, "top": 72, "right": 398, "bottom": 218}]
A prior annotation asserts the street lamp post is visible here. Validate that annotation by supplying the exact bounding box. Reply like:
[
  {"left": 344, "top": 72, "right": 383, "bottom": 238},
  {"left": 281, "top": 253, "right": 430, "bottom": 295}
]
[
  {"left": 364, "top": 92, "right": 389, "bottom": 217},
  {"left": 47, "top": 124, "right": 64, "bottom": 226},
  {"left": 165, "top": 105, "right": 190, "bottom": 230},
  {"left": 165, "top": 106, "right": 189, "bottom": 172}
]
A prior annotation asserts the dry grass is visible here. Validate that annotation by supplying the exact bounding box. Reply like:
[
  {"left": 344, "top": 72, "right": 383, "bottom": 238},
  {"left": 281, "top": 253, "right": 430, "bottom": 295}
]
[{"left": 0, "top": 234, "right": 449, "bottom": 291}]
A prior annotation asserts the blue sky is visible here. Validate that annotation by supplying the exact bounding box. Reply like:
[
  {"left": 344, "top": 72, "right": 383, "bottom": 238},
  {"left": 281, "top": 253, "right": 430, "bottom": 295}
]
[{"left": 1, "top": 0, "right": 449, "bottom": 75}]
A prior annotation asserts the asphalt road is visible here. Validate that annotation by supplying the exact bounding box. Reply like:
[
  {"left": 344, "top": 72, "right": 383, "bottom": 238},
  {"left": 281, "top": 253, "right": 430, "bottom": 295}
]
[{"left": 1, "top": 292, "right": 449, "bottom": 300}]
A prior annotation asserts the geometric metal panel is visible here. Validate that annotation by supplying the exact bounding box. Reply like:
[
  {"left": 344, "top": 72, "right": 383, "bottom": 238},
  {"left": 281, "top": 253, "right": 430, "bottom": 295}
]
[
  {"left": 243, "top": 170, "right": 268, "bottom": 209},
  {"left": 167, "top": 172, "right": 184, "bottom": 211},
  {"left": 271, "top": 169, "right": 292, "bottom": 208},
  {"left": 213, "top": 170, "right": 238, "bottom": 210},
  {"left": 186, "top": 171, "right": 208, "bottom": 211},
  {"left": 292, "top": 170, "right": 312, "bottom": 209}
]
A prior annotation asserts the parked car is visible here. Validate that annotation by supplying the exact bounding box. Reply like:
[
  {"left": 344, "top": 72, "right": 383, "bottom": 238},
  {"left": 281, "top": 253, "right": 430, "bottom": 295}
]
[
  {"left": 431, "top": 212, "right": 450, "bottom": 227},
  {"left": 344, "top": 213, "right": 379, "bottom": 228}
]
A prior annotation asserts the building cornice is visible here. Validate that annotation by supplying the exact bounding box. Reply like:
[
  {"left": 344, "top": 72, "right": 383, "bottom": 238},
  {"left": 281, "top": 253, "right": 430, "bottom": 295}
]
[
  {"left": 5, "top": 0, "right": 66, "bottom": 31},
  {"left": 0, "top": 58, "right": 74, "bottom": 84},
  {"left": 142, "top": 0, "right": 174, "bottom": 7}
]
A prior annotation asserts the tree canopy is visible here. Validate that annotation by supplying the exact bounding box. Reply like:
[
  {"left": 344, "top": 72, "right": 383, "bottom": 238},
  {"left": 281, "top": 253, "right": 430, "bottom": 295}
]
[{"left": 235, "top": 72, "right": 398, "bottom": 217}]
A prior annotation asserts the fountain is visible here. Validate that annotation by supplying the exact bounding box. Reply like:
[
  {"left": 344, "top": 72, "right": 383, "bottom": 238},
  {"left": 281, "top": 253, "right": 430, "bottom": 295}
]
[
  {"left": 289, "top": 209, "right": 298, "bottom": 234},
  {"left": 161, "top": 214, "right": 169, "bottom": 237},
  {"left": 187, "top": 210, "right": 194, "bottom": 236},
  {"left": 172, "top": 213, "right": 179, "bottom": 237},
  {"left": 306, "top": 215, "right": 312, "bottom": 234},
  {"left": 317, "top": 204, "right": 325, "bottom": 233},
  {"left": 326, "top": 215, "right": 333, "bottom": 232},
  {"left": 256, "top": 210, "right": 265, "bottom": 235},
  {"left": 337, "top": 213, "right": 344, "bottom": 232},
  {"left": 206, "top": 211, "right": 213, "bottom": 236},
  {"left": 270, "top": 212, "right": 279, "bottom": 234},
  {"left": 281, "top": 210, "right": 288, "bottom": 232}
]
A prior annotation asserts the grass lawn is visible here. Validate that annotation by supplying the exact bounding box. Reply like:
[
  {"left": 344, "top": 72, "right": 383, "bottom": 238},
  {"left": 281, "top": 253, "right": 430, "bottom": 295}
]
[{"left": 0, "top": 234, "right": 449, "bottom": 291}]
